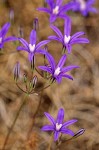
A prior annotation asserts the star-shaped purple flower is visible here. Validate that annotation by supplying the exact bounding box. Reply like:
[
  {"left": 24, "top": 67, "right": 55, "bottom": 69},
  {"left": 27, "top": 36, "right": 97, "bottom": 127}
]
[
  {"left": 0, "top": 22, "right": 16, "bottom": 49},
  {"left": 41, "top": 108, "right": 77, "bottom": 141},
  {"left": 72, "top": 0, "right": 97, "bottom": 16},
  {"left": 48, "top": 18, "right": 89, "bottom": 53},
  {"left": 17, "top": 29, "right": 50, "bottom": 62},
  {"left": 38, "top": 53, "right": 79, "bottom": 83},
  {"left": 37, "top": 0, "right": 75, "bottom": 23}
]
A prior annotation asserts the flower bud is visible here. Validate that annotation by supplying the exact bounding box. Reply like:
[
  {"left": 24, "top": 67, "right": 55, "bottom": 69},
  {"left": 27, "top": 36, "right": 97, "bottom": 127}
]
[
  {"left": 73, "top": 128, "right": 85, "bottom": 138},
  {"left": 23, "top": 74, "right": 27, "bottom": 83},
  {"left": 32, "top": 75, "right": 38, "bottom": 89},
  {"left": 33, "top": 18, "right": 39, "bottom": 31},
  {"left": 9, "top": 9, "right": 14, "bottom": 24},
  {"left": 18, "top": 25, "right": 24, "bottom": 38},
  {"left": 13, "top": 62, "right": 20, "bottom": 82}
]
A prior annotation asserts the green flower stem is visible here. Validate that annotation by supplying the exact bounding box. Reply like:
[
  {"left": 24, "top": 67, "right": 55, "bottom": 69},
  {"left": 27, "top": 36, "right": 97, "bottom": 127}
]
[{"left": 2, "top": 94, "right": 29, "bottom": 150}]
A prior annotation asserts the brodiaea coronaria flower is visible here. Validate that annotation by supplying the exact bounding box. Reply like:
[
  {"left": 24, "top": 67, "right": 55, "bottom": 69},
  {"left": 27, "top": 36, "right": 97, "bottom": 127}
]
[
  {"left": 37, "top": 0, "right": 75, "bottom": 23},
  {"left": 41, "top": 108, "right": 77, "bottom": 141},
  {"left": 48, "top": 17, "right": 89, "bottom": 53},
  {"left": 17, "top": 29, "right": 50, "bottom": 62},
  {"left": 38, "top": 53, "right": 79, "bottom": 83},
  {"left": 71, "top": 0, "right": 97, "bottom": 16},
  {"left": 0, "top": 22, "right": 16, "bottom": 49}
]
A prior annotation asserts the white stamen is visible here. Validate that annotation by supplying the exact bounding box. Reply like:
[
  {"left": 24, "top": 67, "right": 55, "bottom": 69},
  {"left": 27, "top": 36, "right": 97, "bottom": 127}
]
[
  {"left": 29, "top": 44, "right": 35, "bottom": 52},
  {"left": 0, "top": 37, "right": 2, "bottom": 44},
  {"left": 54, "top": 67, "right": 61, "bottom": 76},
  {"left": 56, "top": 123, "right": 62, "bottom": 131},
  {"left": 77, "top": 0, "right": 86, "bottom": 10},
  {"left": 64, "top": 35, "right": 71, "bottom": 44},
  {"left": 53, "top": 6, "right": 59, "bottom": 15}
]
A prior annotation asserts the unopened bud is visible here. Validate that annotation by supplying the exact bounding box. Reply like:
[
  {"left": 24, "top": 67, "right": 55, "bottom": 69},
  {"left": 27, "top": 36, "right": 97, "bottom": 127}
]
[
  {"left": 33, "top": 18, "right": 39, "bottom": 31},
  {"left": 18, "top": 25, "right": 24, "bottom": 38},
  {"left": 32, "top": 75, "right": 38, "bottom": 89},
  {"left": 23, "top": 74, "right": 27, "bottom": 83},
  {"left": 73, "top": 128, "right": 85, "bottom": 138},
  {"left": 13, "top": 62, "right": 20, "bottom": 82},
  {"left": 9, "top": 9, "right": 14, "bottom": 24}
]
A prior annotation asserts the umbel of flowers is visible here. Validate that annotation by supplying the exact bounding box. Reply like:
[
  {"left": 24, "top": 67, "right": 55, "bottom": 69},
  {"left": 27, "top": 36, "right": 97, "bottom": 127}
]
[{"left": 0, "top": 0, "right": 97, "bottom": 149}]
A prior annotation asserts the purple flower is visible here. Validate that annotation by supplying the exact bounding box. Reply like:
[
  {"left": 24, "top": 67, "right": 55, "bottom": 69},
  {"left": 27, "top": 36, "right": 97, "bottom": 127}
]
[
  {"left": 48, "top": 18, "right": 89, "bottom": 53},
  {"left": 41, "top": 108, "right": 77, "bottom": 141},
  {"left": 72, "top": 0, "right": 97, "bottom": 16},
  {"left": 37, "top": 0, "right": 75, "bottom": 23},
  {"left": 0, "top": 22, "right": 16, "bottom": 49},
  {"left": 38, "top": 53, "right": 79, "bottom": 83},
  {"left": 17, "top": 29, "right": 50, "bottom": 62}
]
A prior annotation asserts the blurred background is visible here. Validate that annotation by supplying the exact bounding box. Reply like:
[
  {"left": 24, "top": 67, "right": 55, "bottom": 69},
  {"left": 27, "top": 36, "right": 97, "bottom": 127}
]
[{"left": 0, "top": 0, "right": 99, "bottom": 149}]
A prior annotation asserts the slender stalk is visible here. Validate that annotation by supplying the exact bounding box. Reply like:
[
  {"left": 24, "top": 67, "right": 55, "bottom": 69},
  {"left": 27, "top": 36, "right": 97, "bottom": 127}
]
[
  {"left": 27, "top": 91, "right": 43, "bottom": 138},
  {"left": 2, "top": 94, "right": 29, "bottom": 150}
]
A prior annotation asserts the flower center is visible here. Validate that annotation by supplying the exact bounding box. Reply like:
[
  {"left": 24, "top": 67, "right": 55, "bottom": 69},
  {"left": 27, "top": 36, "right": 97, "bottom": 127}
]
[
  {"left": 64, "top": 35, "right": 71, "bottom": 44},
  {"left": 78, "top": 0, "right": 86, "bottom": 10},
  {"left": 54, "top": 67, "right": 61, "bottom": 76},
  {"left": 0, "top": 37, "right": 2, "bottom": 44},
  {"left": 53, "top": 6, "right": 59, "bottom": 15},
  {"left": 56, "top": 123, "right": 62, "bottom": 131},
  {"left": 29, "top": 44, "right": 35, "bottom": 52}
]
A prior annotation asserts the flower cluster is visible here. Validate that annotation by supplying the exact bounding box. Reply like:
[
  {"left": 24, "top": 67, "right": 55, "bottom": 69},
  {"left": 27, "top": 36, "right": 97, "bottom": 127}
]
[{"left": 0, "top": 0, "right": 97, "bottom": 145}]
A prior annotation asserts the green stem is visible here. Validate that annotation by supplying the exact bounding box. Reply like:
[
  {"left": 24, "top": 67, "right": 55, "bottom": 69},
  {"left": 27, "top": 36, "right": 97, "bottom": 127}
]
[{"left": 2, "top": 94, "right": 29, "bottom": 150}]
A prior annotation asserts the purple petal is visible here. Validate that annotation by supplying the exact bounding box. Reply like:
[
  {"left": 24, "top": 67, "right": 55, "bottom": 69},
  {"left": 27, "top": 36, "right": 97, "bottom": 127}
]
[
  {"left": 71, "top": 32, "right": 85, "bottom": 41},
  {"left": 48, "top": 35, "right": 62, "bottom": 42},
  {"left": 38, "top": 66, "right": 52, "bottom": 74},
  {"left": 17, "top": 46, "right": 28, "bottom": 52},
  {"left": 62, "top": 119, "right": 77, "bottom": 128},
  {"left": 54, "top": 131, "right": 60, "bottom": 141},
  {"left": 58, "top": 14, "right": 68, "bottom": 20},
  {"left": 56, "top": 0, "right": 63, "bottom": 7},
  {"left": 28, "top": 53, "right": 34, "bottom": 62},
  {"left": 64, "top": 18, "right": 71, "bottom": 36},
  {"left": 56, "top": 108, "right": 64, "bottom": 124},
  {"left": 4, "top": 36, "right": 17, "bottom": 42},
  {"left": 66, "top": 44, "right": 72, "bottom": 54},
  {"left": 44, "top": 112, "right": 55, "bottom": 125},
  {"left": 70, "top": 38, "right": 89, "bottom": 44},
  {"left": 50, "top": 25, "right": 63, "bottom": 39},
  {"left": 57, "top": 54, "right": 66, "bottom": 69},
  {"left": 0, "top": 22, "right": 10, "bottom": 37},
  {"left": 37, "top": 7, "right": 51, "bottom": 14},
  {"left": 55, "top": 76, "right": 62, "bottom": 83},
  {"left": 59, "top": 3, "right": 75, "bottom": 13},
  {"left": 88, "top": 7, "right": 97, "bottom": 13},
  {"left": 45, "top": 52, "right": 56, "bottom": 72},
  {"left": 62, "top": 65, "right": 79, "bottom": 73},
  {"left": 87, "top": 0, "right": 95, "bottom": 5},
  {"left": 46, "top": 0, "right": 55, "bottom": 8},
  {"left": 36, "top": 40, "right": 50, "bottom": 50},
  {"left": 61, "top": 128, "right": 74, "bottom": 136},
  {"left": 36, "top": 49, "right": 46, "bottom": 55},
  {"left": 61, "top": 74, "right": 73, "bottom": 80},
  {"left": 0, "top": 43, "right": 4, "bottom": 49},
  {"left": 18, "top": 38, "right": 29, "bottom": 48},
  {"left": 41, "top": 125, "right": 54, "bottom": 131},
  {"left": 30, "top": 30, "right": 36, "bottom": 45},
  {"left": 50, "top": 14, "right": 57, "bottom": 23}
]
